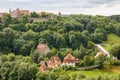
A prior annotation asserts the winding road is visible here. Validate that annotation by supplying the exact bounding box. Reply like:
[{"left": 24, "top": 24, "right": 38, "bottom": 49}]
[{"left": 95, "top": 44, "right": 110, "bottom": 57}]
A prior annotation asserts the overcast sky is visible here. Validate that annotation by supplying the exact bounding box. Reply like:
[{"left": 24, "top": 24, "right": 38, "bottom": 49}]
[{"left": 0, "top": 0, "right": 120, "bottom": 16}]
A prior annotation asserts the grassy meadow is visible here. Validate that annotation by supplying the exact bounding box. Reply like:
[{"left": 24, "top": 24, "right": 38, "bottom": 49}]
[
  {"left": 103, "top": 33, "right": 120, "bottom": 45},
  {"left": 102, "top": 33, "right": 120, "bottom": 51},
  {"left": 67, "top": 69, "right": 120, "bottom": 79}
]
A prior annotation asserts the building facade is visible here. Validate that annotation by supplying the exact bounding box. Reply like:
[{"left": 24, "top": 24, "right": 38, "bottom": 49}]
[
  {"left": 37, "top": 43, "right": 51, "bottom": 55},
  {"left": 10, "top": 8, "right": 29, "bottom": 18}
]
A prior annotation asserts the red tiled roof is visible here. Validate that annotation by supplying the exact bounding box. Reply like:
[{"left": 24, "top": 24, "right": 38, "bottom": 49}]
[
  {"left": 63, "top": 54, "right": 76, "bottom": 63},
  {"left": 47, "top": 56, "right": 61, "bottom": 68},
  {"left": 20, "top": 10, "right": 29, "bottom": 15},
  {"left": 40, "top": 61, "right": 46, "bottom": 65},
  {"left": 40, "top": 63, "right": 48, "bottom": 71},
  {"left": 50, "top": 56, "right": 61, "bottom": 62}
]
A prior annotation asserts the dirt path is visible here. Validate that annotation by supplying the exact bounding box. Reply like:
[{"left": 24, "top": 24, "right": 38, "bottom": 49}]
[{"left": 95, "top": 44, "right": 110, "bottom": 57}]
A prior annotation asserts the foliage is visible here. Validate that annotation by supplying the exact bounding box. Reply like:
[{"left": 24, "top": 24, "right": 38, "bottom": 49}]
[
  {"left": 110, "top": 44, "right": 120, "bottom": 59},
  {"left": 94, "top": 55, "right": 106, "bottom": 68},
  {"left": 110, "top": 60, "right": 120, "bottom": 65},
  {"left": 30, "top": 12, "right": 39, "bottom": 18},
  {"left": 72, "top": 73, "right": 86, "bottom": 80},
  {"left": 1, "top": 13, "right": 120, "bottom": 80},
  {"left": 103, "top": 34, "right": 120, "bottom": 45},
  {"left": 36, "top": 71, "right": 57, "bottom": 80},
  {"left": 83, "top": 55, "right": 94, "bottom": 66},
  {"left": 2, "top": 14, "right": 12, "bottom": 27}
]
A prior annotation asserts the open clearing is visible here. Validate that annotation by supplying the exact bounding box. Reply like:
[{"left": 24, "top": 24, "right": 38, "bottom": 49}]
[
  {"left": 103, "top": 33, "right": 120, "bottom": 45},
  {"left": 67, "top": 69, "right": 120, "bottom": 78},
  {"left": 102, "top": 33, "right": 120, "bottom": 51}
]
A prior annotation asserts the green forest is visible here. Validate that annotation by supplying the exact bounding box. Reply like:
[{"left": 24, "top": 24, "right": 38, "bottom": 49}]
[{"left": 0, "top": 13, "right": 120, "bottom": 80}]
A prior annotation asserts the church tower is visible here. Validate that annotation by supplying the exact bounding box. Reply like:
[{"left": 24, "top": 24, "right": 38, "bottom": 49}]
[
  {"left": 58, "top": 11, "right": 61, "bottom": 16},
  {"left": 9, "top": 9, "right": 11, "bottom": 14}
]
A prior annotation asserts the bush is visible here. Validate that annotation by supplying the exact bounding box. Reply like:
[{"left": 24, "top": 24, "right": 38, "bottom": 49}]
[
  {"left": 56, "top": 74, "right": 70, "bottom": 80},
  {"left": 1, "top": 55, "right": 8, "bottom": 63},
  {"left": 36, "top": 71, "right": 57, "bottom": 80},
  {"left": 7, "top": 53, "right": 15, "bottom": 61},
  {"left": 72, "top": 73, "right": 86, "bottom": 80},
  {"left": 110, "top": 60, "right": 120, "bottom": 65},
  {"left": 94, "top": 55, "right": 106, "bottom": 68},
  {"left": 76, "top": 61, "right": 84, "bottom": 66}
]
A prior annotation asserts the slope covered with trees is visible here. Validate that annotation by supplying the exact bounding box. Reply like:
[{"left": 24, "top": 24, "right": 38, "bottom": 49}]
[
  {"left": 1, "top": 13, "right": 120, "bottom": 80},
  {"left": 1, "top": 14, "right": 120, "bottom": 54}
]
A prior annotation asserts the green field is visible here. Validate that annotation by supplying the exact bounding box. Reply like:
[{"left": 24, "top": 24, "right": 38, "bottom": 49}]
[
  {"left": 103, "top": 64, "right": 120, "bottom": 74},
  {"left": 102, "top": 44, "right": 111, "bottom": 51},
  {"left": 103, "top": 33, "right": 120, "bottom": 45},
  {"left": 102, "top": 33, "right": 120, "bottom": 51},
  {"left": 67, "top": 69, "right": 120, "bottom": 79}
]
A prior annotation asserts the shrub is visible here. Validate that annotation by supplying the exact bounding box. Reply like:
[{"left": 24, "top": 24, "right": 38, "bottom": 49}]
[
  {"left": 7, "top": 53, "right": 15, "bottom": 61},
  {"left": 72, "top": 73, "right": 86, "bottom": 80},
  {"left": 110, "top": 60, "right": 120, "bottom": 65}
]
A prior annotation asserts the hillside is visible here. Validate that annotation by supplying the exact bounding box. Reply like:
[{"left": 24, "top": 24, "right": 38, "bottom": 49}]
[
  {"left": 1, "top": 14, "right": 120, "bottom": 80},
  {"left": 102, "top": 34, "right": 120, "bottom": 51}
]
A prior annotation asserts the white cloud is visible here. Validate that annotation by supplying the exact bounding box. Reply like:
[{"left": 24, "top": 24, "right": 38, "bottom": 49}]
[
  {"left": 0, "top": 8, "right": 9, "bottom": 12},
  {"left": 0, "top": 0, "right": 120, "bottom": 15},
  {"left": 7, "top": 0, "right": 30, "bottom": 2}
]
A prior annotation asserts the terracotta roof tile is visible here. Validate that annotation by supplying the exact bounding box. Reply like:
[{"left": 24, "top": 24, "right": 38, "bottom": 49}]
[{"left": 63, "top": 53, "right": 76, "bottom": 63}]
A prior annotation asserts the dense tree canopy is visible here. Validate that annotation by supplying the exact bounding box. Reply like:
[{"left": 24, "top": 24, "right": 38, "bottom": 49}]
[
  {"left": 1, "top": 13, "right": 120, "bottom": 80},
  {"left": 110, "top": 44, "right": 120, "bottom": 59}
]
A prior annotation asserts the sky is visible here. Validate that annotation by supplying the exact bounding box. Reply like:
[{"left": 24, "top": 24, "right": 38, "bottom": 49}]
[{"left": 0, "top": 0, "right": 120, "bottom": 16}]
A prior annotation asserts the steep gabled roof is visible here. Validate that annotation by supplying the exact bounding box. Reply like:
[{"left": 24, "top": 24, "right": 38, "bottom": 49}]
[
  {"left": 50, "top": 56, "right": 61, "bottom": 62},
  {"left": 47, "top": 56, "right": 61, "bottom": 68},
  {"left": 40, "top": 62, "right": 48, "bottom": 71},
  {"left": 63, "top": 53, "right": 76, "bottom": 63}
]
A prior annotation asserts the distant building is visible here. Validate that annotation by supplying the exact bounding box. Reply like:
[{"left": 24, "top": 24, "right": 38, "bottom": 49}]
[
  {"left": 37, "top": 43, "right": 50, "bottom": 55},
  {"left": 10, "top": 8, "right": 29, "bottom": 18},
  {"left": 62, "top": 54, "right": 76, "bottom": 67},
  {"left": 47, "top": 56, "right": 61, "bottom": 68},
  {"left": 39, "top": 56, "right": 61, "bottom": 71},
  {"left": 94, "top": 52, "right": 105, "bottom": 58},
  {"left": 58, "top": 11, "right": 61, "bottom": 16},
  {"left": 20, "top": 10, "right": 29, "bottom": 15},
  {"left": 0, "top": 13, "right": 7, "bottom": 17}
]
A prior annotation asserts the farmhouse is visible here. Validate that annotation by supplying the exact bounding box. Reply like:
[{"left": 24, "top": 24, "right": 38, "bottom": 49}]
[
  {"left": 39, "top": 54, "right": 78, "bottom": 71},
  {"left": 39, "top": 56, "right": 61, "bottom": 71},
  {"left": 62, "top": 54, "right": 76, "bottom": 67},
  {"left": 37, "top": 43, "right": 50, "bottom": 55},
  {"left": 47, "top": 56, "right": 61, "bottom": 68}
]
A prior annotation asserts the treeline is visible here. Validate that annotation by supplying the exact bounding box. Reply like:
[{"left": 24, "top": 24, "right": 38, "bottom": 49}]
[{"left": 1, "top": 14, "right": 120, "bottom": 55}]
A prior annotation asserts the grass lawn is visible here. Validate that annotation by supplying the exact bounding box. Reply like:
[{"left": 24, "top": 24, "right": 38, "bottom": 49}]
[
  {"left": 103, "top": 64, "right": 120, "bottom": 74},
  {"left": 103, "top": 33, "right": 120, "bottom": 45},
  {"left": 67, "top": 69, "right": 120, "bottom": 79},
  {"left": 102, "top": 45, "right": 111, "bottom": 51},
  {"left": 102, "top": 33, "right": 120, "bottom": 51}
]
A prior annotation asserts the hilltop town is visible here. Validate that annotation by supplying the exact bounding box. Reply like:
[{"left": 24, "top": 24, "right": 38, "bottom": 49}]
[{"left": 0, "top": 8, "right": 61, "bottom": 18}]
